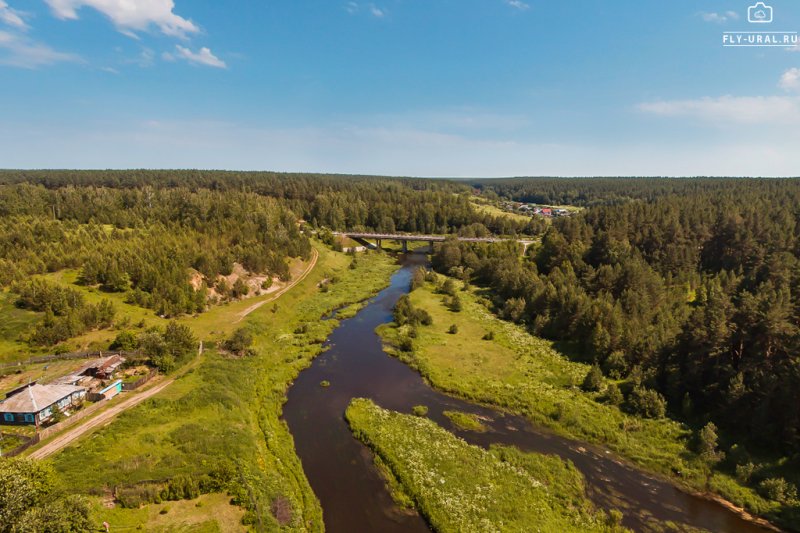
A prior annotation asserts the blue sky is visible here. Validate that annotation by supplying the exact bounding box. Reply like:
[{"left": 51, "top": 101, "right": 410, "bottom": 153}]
[{"left": 1, "top": 0, "right": 799, "bottom": 176}]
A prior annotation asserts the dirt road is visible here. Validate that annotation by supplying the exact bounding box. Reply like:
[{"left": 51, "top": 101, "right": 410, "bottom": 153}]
[
  {"left": 236, "top": 247, "right": 319, "bottom": 322},
  {"left": 28, "top": 377, "right": 175, "bottom": 460},
  {"left": 28, "top": 249, "right": 319, "bottom": 459}
]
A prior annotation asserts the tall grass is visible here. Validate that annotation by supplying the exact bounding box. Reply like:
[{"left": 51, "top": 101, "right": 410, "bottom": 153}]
[{"left": 346, "top": 398, "right": 628, "bottom": 533}]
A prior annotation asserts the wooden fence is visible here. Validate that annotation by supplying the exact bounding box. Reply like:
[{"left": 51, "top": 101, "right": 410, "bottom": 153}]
[
  {"left": 0, "top": 350, "right": 143, "bottom": 371},
  {"left": 2, "top": 433, "right": 40, "bottom": 457},
  {"left": 122, "top": 370, "right": 157, "bottom": 391}
]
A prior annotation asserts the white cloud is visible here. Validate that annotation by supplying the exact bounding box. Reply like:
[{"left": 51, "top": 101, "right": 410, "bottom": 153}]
[
  {"left": 779, "top": 68, "right": 800, "bottom": 92},
  {"left": 0, "top": 29, "right": 82, "bottom": 68},
  {"left": 506, "top": 0, "right": 530, "bottom": 11},
  {"left": 638, "top": 95, "right": 800, "bottom": 124},
  {"left": 699, "top": 11, "right": 739, "bottom": 23},
  {"left": 0, "top": 0, "right": 25, "bottom": 28},
  {"left": 174, "top": 45, "right": 226, "bottom": 68},
  {"left": 346, "top": 3, "right": 386, "bottom": 18},
  {"left": 45, "top": 0, "right": 199, "bottom": 38}
]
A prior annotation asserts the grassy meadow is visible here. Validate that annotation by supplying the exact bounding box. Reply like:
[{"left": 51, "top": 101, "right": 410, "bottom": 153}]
[
  {"left": 377, "top": 276, "right": 781, "bottom": 523},
  {"left": 346, "top": 398, "right": 628, "bottom": 533},
  {"left": 0, "top": 290, "right": 39, "bottom": 363},
  {"left": 47, "top": 244, "right": 399, "bottom": 530}
]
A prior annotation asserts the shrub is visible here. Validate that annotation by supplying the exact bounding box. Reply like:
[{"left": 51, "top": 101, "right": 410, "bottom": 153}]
[
  {"left": 697, "top": 422, "right": 723, "bottom": 464},
  {"left": 441, "top": 279, "right": 457, "bottom": 296},
  {"left": 581, "top": 365, "right": 603, "bottom": 392},
  {"left": 398, "top": 336, "right": 414, "bottom": 352},
  {"left": 412, "top": 405, "right": 429, "bottom": 417},
  {"left": 223, "top": 328, "right": 254, "bottom": 356},
  {"left": 482, "top": 331, "right": 494, "bottom": 341},
  {"left": 410, "top": 267, "right": 426, "bottom": 291},
  {"left": 110, "top": 330, "right": 137, "bottom": 351},
  {"left": 448, "top": 324, "right": 459, "bottom": 335},
  {"left": 736, "top": 462, "right": 755, "bottom": 484},
  {"left": 758, "top": 477, "right": 798, "bottom": 504},
  {"left": 605, "top": 383, "right": 623, "bottom": 406},
  {"left": 626, "top": 387, "right": 666, "bottom": 419},
  {"left": 602, "top": 350, "right": 628, "bottom": 379}
]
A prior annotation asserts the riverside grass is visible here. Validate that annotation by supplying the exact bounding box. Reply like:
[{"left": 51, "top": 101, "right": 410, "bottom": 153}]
[
  {"left": 378, "top": 276, "right": 780, "bottom": 523},
  {"left": 50, "top": 244, "right": 399, "bottom": 530},
  {"left": 346, "top": 398, "right": 627, "bottom": 533}
]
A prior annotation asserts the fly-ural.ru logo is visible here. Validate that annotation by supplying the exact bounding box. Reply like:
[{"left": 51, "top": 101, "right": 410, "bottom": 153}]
[{"left": 722, "top": 3, "right": 798, "bottom": 48}]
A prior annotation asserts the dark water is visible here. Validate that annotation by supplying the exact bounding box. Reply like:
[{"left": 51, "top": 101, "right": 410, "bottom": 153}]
[{"left": 283, "top": 255, "right": 774, "bottom": 533}]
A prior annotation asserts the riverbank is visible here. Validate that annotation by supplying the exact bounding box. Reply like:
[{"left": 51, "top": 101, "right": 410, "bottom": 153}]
[
  {"left": 50, "top": 244, "right": 400, "bottom": 530},
  {"left": 378, "top": 275, "right": 785, "bottom": 531}
]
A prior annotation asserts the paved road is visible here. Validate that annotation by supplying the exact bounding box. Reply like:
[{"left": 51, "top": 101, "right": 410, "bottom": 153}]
[{"left": 337, "top": 232, "right": 535, "bottom": 245}]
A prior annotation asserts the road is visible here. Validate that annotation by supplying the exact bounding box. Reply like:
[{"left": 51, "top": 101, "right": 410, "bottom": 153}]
[
  {"left": 236, "top": 247, "right": 319, "bottom": 321},
  {"left": 28, "top": 248, "right": 320, "bottom": 459},
  {"left": 28, "top": 377, "right": 176, "bottom": 460}
]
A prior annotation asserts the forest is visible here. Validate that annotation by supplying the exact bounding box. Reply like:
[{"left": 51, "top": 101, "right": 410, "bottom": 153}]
[
  {"left": 1, "top": 171, "right": 799, "bottom": 529},
  {"left": 433, "top": 178, "right": 800, "bottom": 464}
]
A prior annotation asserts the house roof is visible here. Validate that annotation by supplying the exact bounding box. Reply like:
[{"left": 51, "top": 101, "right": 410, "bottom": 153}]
[{"left": 0, "top": 384, "right": 84, "bottom": 414}]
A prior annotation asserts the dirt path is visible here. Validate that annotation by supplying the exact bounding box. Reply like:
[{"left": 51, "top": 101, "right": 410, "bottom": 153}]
[
  {"left": 235, "top": 248, "right": 319, "bottom": 322},
  {"left": 27, "top": 249, "right": 319, "bottom": 460},
  {"left": 28, "top": 377, "right": 175, "bottom": 460}
]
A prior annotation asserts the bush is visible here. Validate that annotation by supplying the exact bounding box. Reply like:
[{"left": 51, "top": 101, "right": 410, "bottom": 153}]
[
  {"left": 736, "top": 462, "right": 755, "bottom": 484},
  {"left": 758, "top": 477, "right": 798, "bottom": 504},
  {"left": 697, "top": 422, "right": 723, "bottom": 463},
  {"left": 581, "top": 365, "right": 603, "bottom": 392},
  {"left": 223, "top": 328, "right": 254, "bottom": 356},
  {"left": 398, "top": 336, "right": 414, "bottom": 352},
  {"left": 110, "top": 330, "right": 137, "bottom": 351},
  {"left": 448, "top": 324, "right": 459, "bottom": 335},
  {"left": 482, "top": 331, "right": 494, "bottom": 341},
  {"left": 605, "top": 383, "right": 623, "bottom": 406},
  {"left": 412, "top": 405, "right": 429, "bottom": 417},
  {"left": 626, "top": 387, "right": 666, "bottom": 419},
  {"left": 602, "top": 350, "right": 628, "bottom": 379},
  {"left": 411, "top": 267, "right": 426, "bottom": 291},
  {"left": 441, "top": 278, "right": 457, "bottom": 296}
]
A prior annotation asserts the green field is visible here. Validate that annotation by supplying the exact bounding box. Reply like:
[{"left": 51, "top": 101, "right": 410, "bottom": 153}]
[
  {"left": 0, "top": 290, "right": 40, "bottom": 363},
  {"left": 346, "top": 398, "right": 627, "bottom": 533},
  {"left": 49, "top": 244, "right": 399, "bottom": 530},
  {"left": 469, "top": 199, "right": 534, "bottom": 224},
  {"left": 378, "top": 276, "right": 779, "bottom": 522}
]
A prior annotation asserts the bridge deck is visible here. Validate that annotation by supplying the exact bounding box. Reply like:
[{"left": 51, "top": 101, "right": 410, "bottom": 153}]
[{"left": 336, "top": 232, "right": 533, "bottom": 245}]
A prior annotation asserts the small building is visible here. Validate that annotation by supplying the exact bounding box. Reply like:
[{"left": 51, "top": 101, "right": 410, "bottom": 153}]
[
  {"left": 92, "top": 379, "right": 123, "bottom": 402},
  {"left": 541, "top": 208, "right": 553, "bottom": 217},
  {"left": 94, "top": 355, "right": 125, "bottom": 379},
  {"left": 0, "top": 384, "right": 86, "bottom": 426}
]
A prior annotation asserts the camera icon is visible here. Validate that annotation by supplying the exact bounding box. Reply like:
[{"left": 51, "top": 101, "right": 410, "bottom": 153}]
[{"left": 748, "top": 2, "right": 773, "bottom": 23}]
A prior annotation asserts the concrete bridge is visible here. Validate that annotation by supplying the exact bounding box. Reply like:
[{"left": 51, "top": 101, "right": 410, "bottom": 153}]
[{"left": 335, "top": 232, "right": 535, "bottom": 253}]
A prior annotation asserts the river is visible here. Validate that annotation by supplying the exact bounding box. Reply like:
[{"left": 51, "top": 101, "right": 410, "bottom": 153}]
[{"left": 283, "top": 254, "right": 774, "bottom": 533}]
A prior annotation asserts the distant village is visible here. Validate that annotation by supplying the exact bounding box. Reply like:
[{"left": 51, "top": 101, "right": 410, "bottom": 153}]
[{"left": 501, "top": 201, "right": 574, "bottom": 218}]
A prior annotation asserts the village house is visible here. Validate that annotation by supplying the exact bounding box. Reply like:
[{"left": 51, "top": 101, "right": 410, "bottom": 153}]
[{"left": 0, "top": 383, "right": 86, "bottom": 426}]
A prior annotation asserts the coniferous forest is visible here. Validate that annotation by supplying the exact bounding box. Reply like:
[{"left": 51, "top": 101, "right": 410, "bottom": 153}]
[{"left": 2, "top": 171, "right": 800, "bottom": 529}]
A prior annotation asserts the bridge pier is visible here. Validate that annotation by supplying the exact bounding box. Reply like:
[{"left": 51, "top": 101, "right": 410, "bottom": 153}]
[{"left": 401, "top": 240, "right": 408, "bottom": 253}]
